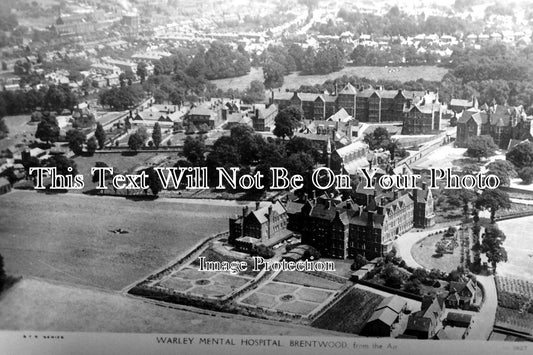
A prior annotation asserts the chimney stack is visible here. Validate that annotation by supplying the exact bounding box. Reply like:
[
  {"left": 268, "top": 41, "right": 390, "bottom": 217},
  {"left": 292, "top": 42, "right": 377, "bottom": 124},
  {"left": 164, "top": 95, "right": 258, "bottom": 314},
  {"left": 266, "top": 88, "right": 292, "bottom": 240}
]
[
  {"left": 367, "top": 210, "right": 374, "bottom": 226},
  {"left": 256, "top": 201, "right": 261, "bottom": 210},
  {"left": 243, "top": 206, "right": 249, "bottom": 218}
]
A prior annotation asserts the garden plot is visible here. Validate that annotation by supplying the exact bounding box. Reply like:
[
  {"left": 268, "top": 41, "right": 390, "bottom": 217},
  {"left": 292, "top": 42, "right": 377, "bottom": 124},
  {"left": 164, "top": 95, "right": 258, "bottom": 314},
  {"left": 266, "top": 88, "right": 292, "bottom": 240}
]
[
  {"left": 156, "top": 266, "right": 252, "bottom": 299},
  {"left": 240, "top": 280, "right": 336, "bottom": 317}
]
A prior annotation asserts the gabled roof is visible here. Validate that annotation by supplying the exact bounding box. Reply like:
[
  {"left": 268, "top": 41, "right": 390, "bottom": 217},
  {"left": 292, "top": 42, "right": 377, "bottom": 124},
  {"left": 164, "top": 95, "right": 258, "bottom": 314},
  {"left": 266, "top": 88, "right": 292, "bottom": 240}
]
[
  {"left": 446, "top": 312, "right": 472, "bottom": 324},
  {"left": 449, "top": 279, "right": 476, "bottom": 295},
  {"left": 366, "top": 307, "right": 398, "bottom": 326},
  {"left": 435, "top": 328, "right": 450, "bottom": 340},
  {"left": 339, "top": 83, "right": 357, "bottom": 95},
  {"left": 375, "top": 295, "right": 406, "bottom": 314},
  {"left": 284, "top": 200, "right": 304, "bottom": 214},
  {"left": 247, "top": 201, "right": 286, "bottom": 224},
  {"left": 450, "top": 99, "right": 473, "bottom": 107},
  {"left": 189, "top": 107, "right": 215, "bottom": 117},
  {"left": 406, "top": 315, "right": 432, "bottom": 333},
  {"left": 328, "top": 108, "right": 351, "bottom": 122}
]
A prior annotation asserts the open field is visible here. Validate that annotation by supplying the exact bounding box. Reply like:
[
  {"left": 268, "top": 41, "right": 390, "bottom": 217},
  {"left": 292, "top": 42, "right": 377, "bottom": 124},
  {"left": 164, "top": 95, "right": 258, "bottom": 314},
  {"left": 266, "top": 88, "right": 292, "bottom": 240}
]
[
  {"left": 0, "top": 190, "right": 241, "bottom": 290},
  {"left": 412, "top": 232, "right": 462, "bottom": 273},
  {"left": 73, "top": 152, "right": 166, "bottom": 192},
  {"left": 0, "top": 115, "right": 35, "bottom": 151},
  {"left": 311, "top": 287, "right": 383, "bottom": 334},
  {"left": 496, "top": 216, "right": 533, "bottom": 283},
  {"left": 211, "top": 66, "right": 449, "bottom": 92},
  {"left": 0, "top": 278, "right": 342, "bottom": 335}
]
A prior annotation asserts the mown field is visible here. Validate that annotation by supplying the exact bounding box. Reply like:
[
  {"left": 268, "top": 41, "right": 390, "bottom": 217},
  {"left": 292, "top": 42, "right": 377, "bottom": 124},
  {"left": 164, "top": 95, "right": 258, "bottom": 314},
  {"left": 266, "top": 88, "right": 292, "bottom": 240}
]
[
  {"left": 211, "top": 66, "right": 449, "bottom": 92},
  {"left": 0, "top": 190, "right": 240, "bottom": 290},
  {"left": 311, "top": 287, "right": 383, "bottom": 334},
  {"left": 0, "top": 278, "right": 343, "bottom": 335}
]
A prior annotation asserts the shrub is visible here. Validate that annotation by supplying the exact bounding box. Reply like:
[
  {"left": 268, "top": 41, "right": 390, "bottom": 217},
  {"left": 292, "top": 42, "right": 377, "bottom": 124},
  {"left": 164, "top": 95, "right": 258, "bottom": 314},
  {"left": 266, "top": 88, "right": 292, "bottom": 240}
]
[
  {"left": 518, "top": 167, "right": 533, "bottom": 184},
  {"left": 251, "top": 244, "right": 275, "bottom": 259}
]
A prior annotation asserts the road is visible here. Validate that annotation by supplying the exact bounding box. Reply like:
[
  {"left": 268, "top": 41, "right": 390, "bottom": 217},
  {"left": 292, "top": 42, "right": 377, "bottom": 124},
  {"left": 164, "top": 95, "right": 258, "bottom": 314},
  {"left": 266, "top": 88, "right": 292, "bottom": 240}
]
[{"left": 393, "top": 221, "right": 462, "bottom": 268}]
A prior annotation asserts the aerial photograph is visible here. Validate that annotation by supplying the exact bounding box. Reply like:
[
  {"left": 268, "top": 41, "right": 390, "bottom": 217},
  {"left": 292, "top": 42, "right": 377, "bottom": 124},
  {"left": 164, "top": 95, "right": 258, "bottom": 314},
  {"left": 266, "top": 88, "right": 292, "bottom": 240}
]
[{"left": 0, "top": 0, "right": 532, "bottom": 353}]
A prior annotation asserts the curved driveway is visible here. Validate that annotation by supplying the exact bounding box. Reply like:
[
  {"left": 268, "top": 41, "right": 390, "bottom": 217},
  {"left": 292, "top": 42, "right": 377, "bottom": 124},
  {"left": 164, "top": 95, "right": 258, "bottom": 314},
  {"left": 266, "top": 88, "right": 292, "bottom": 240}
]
[{"left": 394, "top": 222, "right": 497, "bottom": 340}]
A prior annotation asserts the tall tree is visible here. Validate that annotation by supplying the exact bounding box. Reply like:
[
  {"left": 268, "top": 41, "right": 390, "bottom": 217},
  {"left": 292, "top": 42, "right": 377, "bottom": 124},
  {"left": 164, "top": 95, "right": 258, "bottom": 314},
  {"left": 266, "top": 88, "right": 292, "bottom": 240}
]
[
  {"left": 44, "top": 155, "right": 78, "bottom": 176},
  {"left": 183, "top": 136, "right": 206, "bottom": 164},
  {"left": 263, "top": 61, "right": 285, "bottom": 89},
  {"left": 86, "top": 136, "right": 98, "bottom": 155},
  {"left": 506, "top": 141, "right": 533, "bottom": 169},
  {"left": 142, "top": 167, "right": 163, "bottom": 196},
  {"left": 128, "top": 132, "right": 144, "bottom": 151},
  {"left": 465, "top": 135, "right": 498, "bottom": 161},
  {"left": 0, "top": 117, "right": 8, "bottom": 139},
  {"left": 66, "top": 129, "right": 86, "bottom": 155},
  {"left": 481, "top": 225, "right": 508, "bottom": 272},
  {"left": 94, "top": 122, "right": 106, "bottom": 149},
  {"left": 273, "top": 105, "right": 303, "bottom": 140},
  {"left": 136, "top": 62, "right": 148, "bottom": 83},
  {"left": 475, "top": 189, "right": 511, "bottom": 223},
  {"left": 152, "top": 122, "right": 162, "bottom": 149},
  {"left": 35, "top": 112, "right": 60, "bottom": 145}
]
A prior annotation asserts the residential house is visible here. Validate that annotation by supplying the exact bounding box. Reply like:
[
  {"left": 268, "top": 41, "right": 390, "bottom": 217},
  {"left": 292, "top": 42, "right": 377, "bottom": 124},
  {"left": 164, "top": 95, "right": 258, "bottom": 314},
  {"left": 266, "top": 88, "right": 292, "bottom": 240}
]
[
  {"left": 449, "top": 98, "right": 477, "bottom": 114},
  {"left": 252, "top": 104, "right": 278, "bottom": 131},
  {"left": 404, "top": 296, "right": 445, "bottom": 339},
  {"left": 229, "top": 201, "right": 291, "bottom": 249},
  {"left": 456, "top": 104, "right": 532, "bottom": 149},
  {"left": 446, "top": 279, "right": 478, "bottom": 309},
  {"left": 362, "top": 295, "right": 407, "bottom": 337}
]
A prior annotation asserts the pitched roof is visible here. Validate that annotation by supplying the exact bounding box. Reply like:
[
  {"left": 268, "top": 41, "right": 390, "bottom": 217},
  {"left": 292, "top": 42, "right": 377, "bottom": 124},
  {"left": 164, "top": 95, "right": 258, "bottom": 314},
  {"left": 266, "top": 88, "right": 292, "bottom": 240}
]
[
  {"left": 449, "top": 279, "right": 476, "bottom": 295},
  {"left": 375, "top": 295, "right": 406, "bottom": 314},
  {"left": 189, "top": 107, "right": 215, "bottom": 117},
  {"left": 450, "top": 99, "right": 473, "bottom": 107},
  {"left": 406, "top": 315, "right": 432, "bottom": 333},
  {"left": 446, "top": 312, "right": 472, "bottom": 324},
  {"left": 366, "top": 307, "right": 399, "bottom": 326},
  {"left": 284, "top": 200, "right": 304, "bottom": 214},
  {"left": 248, "top": 201, "right": 286, "bottom": 224},
  {"left": 328, "top": 108, "right": 351, "bottom": 122},
  {"left": 339, "top": 83, "right": 357, "bottom": 95},
  {"left": 435, "top": 328, "right": 450, "bottom": 340}
]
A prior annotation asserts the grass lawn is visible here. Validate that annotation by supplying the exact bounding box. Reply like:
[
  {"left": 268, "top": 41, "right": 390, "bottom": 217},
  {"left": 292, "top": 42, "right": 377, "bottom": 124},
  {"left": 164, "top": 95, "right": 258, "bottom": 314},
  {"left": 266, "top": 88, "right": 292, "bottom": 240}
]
[
  {"left": 0, "top": 278, "right": 340, "bottom": 335},
  {"left": 0, "top": 190, "right": 239, "bottom": 291},
  {"left": 497, "top": 216, "right": 533, "bottom": 283},
  {"left": 0, "top": 115, "right": 35, "bottom": 151},
  {"left": 73, "top": 152, "right": 166, "bottom": 192},
  {"left": 411, "top": 232, "right": 462, "bottom": 273},
  {"left": 211, "top": 66, "right": 449, "bottom": 92},
  {"left": 311, "top": 287, "right": 383, "bottom": 334}
]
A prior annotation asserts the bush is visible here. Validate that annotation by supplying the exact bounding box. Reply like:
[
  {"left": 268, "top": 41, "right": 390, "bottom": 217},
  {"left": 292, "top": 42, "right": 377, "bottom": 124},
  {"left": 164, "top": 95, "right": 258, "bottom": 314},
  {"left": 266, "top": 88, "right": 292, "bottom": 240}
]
[
  {"left": 351, "top": 254, "right": 368, "bottom": 271},
  {"left": 303, "top": 246, "right": 321, "bottom": 261},
  {"left": 385, "top": 274, "right": 403, "bottom": 289},
  {"left": 251, "top": 244, "right": 275, "bottom": 259},
  {"left": 518, "top": 167, "right": 533, "bottom": 184}
]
